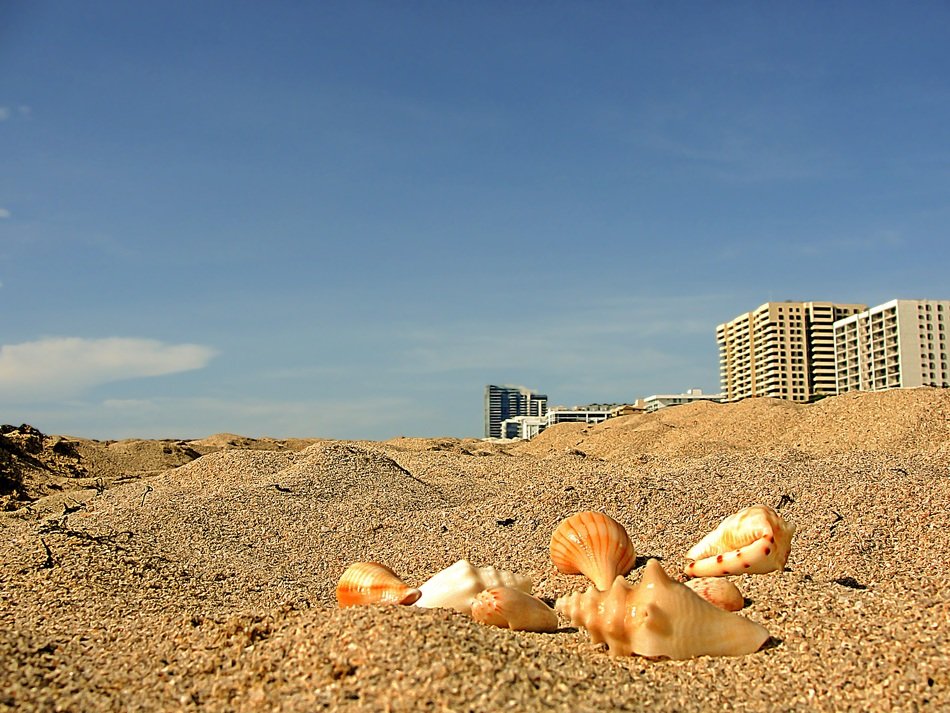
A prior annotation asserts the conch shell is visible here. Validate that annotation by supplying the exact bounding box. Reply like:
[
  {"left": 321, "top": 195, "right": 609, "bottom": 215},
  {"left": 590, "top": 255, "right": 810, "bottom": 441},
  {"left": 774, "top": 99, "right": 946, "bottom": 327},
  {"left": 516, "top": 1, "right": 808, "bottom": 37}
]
[
  {"left": 684, "top": 504, "right": 795, "bottom": 577},
  {"left": 336, "top": 561, "right": 421, "bottom": 607},
  {"left": 471, "top": 586, "right": 559, "bottom": 632},
  {"left": 684, "top": 577, "right": 745, "bottom": 612},
  {"left": 555, "top": 559, "right": 769, "bottom": 659},
  {"left": 414, "top": 559, "right": 533, "bottom": 615},
  {"left": 550, "top": 511, "right": 637, "bottom": 590}
]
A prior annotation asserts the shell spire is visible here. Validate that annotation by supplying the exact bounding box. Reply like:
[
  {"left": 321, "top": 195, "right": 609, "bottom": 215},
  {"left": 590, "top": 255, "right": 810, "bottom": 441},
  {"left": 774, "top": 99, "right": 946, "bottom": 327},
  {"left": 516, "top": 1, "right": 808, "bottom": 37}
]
[
  {"left": 414, "top": 560, "right": 533, "bottom": 615},
  {"left": 555, "top": 559, "right": 769, "bottom": 659},
  {"left": 471, "top": 587, "right": 559, "bottom": 632},
  {"left": 549, "top": 511, "right": 637, "bottom": 590},
  {"left": 684, "top": 504, "right": 795, "bottom": 577},
  {"left": 336, "top": 562, "right": 422, "bottom": 607}
]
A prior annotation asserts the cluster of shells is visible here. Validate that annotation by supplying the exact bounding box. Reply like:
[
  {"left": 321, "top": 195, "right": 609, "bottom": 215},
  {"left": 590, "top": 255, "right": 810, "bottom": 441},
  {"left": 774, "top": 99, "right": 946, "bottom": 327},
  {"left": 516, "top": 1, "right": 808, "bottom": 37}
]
[{"left": 336, "top": 504, "right": 795, "bottom": 660}]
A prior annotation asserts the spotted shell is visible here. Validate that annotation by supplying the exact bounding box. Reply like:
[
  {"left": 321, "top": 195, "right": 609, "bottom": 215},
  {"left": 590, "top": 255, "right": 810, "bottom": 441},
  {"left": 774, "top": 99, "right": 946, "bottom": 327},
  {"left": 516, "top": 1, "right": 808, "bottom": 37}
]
[
  {"left": 336, "top": 561, "right": 422, "bottom": 607},
  {"left": 471, "top": 586, "right": 559, "bottom": 632},
  {"left": 555, "top": 559, "right": 769, "bottom": 659},
  {"left": 550, "top": 511, "right": 637, "bottom": 590},
  {"left": 414, "top": 560, "right": 533, "bottom": 615},
  {"left": 684, "top": 577, "right": 745, "bottom": 612},
  {"left": 684, "top": 504, "right": 795, "bottom": 577}
]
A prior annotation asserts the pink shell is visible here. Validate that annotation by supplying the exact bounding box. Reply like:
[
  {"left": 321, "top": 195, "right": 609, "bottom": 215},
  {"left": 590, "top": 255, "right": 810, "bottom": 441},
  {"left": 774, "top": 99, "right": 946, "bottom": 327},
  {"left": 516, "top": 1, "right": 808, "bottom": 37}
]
[{"left": 684, "top": 577, "right": 745, "bottom": 612}]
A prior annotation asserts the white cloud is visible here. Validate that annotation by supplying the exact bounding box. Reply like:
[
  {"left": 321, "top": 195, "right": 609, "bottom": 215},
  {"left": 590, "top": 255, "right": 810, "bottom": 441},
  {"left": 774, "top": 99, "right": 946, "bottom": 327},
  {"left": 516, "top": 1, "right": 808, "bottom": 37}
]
[
  {"left": 0, "top": 107, "right": 10, "bottom": 121},
  {"left": 0, "top": 337, "right": 217, "bottom": 399},
  {"left": 0, "top": 208, "right": 11, "bottom": 218}
]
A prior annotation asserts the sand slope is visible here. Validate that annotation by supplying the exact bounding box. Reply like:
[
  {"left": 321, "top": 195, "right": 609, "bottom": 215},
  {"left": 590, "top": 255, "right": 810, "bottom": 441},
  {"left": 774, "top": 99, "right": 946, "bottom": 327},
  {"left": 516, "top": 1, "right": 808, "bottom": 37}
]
[{"left": 1, "top": 389, "right": 948, "bottom": 711}]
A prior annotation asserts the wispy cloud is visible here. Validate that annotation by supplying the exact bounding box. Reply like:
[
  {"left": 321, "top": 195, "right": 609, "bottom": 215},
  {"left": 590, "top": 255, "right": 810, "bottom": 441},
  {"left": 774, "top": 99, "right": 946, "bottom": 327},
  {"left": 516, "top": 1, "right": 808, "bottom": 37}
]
[
  {"left": 0, "top": 107, "right": 9, "bottom": 121},
  {"left": 0, "top": 208, "right": 10, "bottom": 218},
  {"left": 0, "top": 337, "right": 217, "bottom": 400}
]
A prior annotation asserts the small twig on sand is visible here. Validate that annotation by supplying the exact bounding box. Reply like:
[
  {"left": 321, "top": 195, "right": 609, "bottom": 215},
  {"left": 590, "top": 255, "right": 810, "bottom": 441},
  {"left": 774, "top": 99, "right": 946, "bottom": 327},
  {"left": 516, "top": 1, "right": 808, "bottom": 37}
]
[
  {"left": 40, "top": 538, "right": 55, "bottom": 569},
  {"left": 140, "top": 485, "right": 153, "bottom": 506},
  {"left": 271, "top": 484, "right": 293, "bottom": 494}
]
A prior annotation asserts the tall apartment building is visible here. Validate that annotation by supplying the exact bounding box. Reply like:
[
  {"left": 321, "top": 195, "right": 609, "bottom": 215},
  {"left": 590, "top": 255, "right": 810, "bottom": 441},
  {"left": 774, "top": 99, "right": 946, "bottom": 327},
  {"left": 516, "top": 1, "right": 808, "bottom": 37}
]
[
  {"left": 834, "top": 299, "right": 950, "bottom": 393},
  {"left": 484, "top": 385, "right": 547, "bottom": 438},
  {"left": 717, "top": 301, "right": 866, "bottom": 402}
]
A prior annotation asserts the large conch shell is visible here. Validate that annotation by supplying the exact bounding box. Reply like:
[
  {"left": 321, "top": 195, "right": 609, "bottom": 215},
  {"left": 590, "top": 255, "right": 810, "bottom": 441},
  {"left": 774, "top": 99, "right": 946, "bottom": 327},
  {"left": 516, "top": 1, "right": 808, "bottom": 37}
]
[
  {"left": 555, "top": 559, "right": 769, "bottom": 659},
  {"left": 414, "top": 559, "right": 533, "bottom": 615},
  {"left": 336, "top": 561, "right": 422, "bottom": 607},
  {"left": 471, "top": 586, "right": 559, "bottom": 632},
  {"left": 684, "top": 504, "right": 795, "bottom": 577},
  {"left": 684, "top": 577, "right": 745, "bottom": 612},
  {"left": 549, "top": 511, "right": 637, "bottom": 590}
]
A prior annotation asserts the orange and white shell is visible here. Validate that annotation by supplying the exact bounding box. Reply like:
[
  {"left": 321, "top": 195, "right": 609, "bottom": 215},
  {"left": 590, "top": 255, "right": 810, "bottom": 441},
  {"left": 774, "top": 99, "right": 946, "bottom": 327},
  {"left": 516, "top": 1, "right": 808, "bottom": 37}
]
[
  {"left": 471, "top": 586, "right": 559, "bottom": 632},
  {"left": 684, "top": 504, "right": 795, "bottom": 577},
  {"left": 684, "top": 577, "right": 745, "bottom": 612},
  {"left": 336, "top": 561, "right": 422, "bottom": 607},
  {"left": 555, "top": 559, "right": 769, "bottom": 659},
  {"left": 550, "top": 511, "right": 637, "bottom": 590},
  {"left": 414, "top": 559, "right": 533, "bottom": 615}
]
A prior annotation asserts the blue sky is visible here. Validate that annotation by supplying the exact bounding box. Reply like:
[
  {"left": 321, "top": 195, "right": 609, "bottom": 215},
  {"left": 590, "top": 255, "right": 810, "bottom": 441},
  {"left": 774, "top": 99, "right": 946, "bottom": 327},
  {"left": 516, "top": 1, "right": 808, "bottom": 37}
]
[{"left": 1, "top": 1, "right": 948, "bottom": 439}]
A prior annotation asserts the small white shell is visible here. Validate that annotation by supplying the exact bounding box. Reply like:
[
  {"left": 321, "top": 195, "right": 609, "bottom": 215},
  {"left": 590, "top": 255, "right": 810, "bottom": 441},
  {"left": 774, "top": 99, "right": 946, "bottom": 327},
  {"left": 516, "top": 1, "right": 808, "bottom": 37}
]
[{"left": 414, "top": 560, "right": 533, "bottom": 615}]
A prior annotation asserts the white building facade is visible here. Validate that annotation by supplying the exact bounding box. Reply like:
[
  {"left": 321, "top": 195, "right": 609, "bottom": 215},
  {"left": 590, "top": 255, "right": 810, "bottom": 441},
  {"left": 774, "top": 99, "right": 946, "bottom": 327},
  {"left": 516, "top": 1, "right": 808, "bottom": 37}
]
[
  {"left": 639, "top": 388, "right": 724, "bottom": 413},
  {"left": 834, "top": 299, "right": 950, "bottom": 393}
]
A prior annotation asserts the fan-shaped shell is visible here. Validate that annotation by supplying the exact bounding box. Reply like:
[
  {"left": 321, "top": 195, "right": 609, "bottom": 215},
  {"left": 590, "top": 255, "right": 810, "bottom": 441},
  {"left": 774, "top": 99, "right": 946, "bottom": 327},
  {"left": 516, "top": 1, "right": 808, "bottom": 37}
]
[
  {"left": 471, "top": 586, "right": 558, "bottom": 632},
  {"left": 550, "top": 511, "right": 637, "bottom": 590},
  {"left": 684, "top": 577, "right": 745, "bottom": 612},
  {"left": 684, "top": 504, "right": 795, "bottom": 577},
  {"left": 414, "top": 560, "right": 533, "bottom": 615},
  {"left": 336, "top": 561, "right": 421, "bottom": 607},
  {"left": 555, "top": 559, "right": 769, "bottom": 659}
]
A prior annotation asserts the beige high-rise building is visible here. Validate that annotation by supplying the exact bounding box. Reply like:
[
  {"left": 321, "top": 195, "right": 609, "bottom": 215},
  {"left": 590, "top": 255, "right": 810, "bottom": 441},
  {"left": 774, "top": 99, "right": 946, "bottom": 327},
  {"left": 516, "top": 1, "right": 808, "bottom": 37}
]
[
  {"left": 717, "top": 301, "right": 866, "bottom": 402},
  {"left": 834, "top": 299, "right": 950, "bottom": 392}
]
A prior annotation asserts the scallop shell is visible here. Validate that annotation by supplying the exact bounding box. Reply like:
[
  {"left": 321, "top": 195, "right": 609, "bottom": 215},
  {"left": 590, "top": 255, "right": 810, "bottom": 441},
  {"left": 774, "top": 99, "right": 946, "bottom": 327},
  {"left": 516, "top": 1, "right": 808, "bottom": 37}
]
[
  {"left": 471, "top": 586, "right": 559, "bottom": 632},
  {"left": 684, "top": 504, "right": 795, "bottom": 577},
  {"left": 550, "top": 511, "right": 637, "bottom": 590},
  {"left": 336, "top": 561, "right": 422, "bottom": 607},
  {"left": 414, "top": 560, "right": 533, "bottom": 615},
  {"left": 684, "top": 577, "right": 745, "bottom": 612},
  {"left": 555, "top": 559, "right": 769, "bottom": 659}
]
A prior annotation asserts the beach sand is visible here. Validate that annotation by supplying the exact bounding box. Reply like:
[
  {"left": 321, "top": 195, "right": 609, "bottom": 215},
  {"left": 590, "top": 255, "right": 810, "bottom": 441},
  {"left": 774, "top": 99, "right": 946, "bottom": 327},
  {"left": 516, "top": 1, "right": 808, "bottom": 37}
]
[{"left": 2, "top": 388, "right": 948, "bottom": 711}]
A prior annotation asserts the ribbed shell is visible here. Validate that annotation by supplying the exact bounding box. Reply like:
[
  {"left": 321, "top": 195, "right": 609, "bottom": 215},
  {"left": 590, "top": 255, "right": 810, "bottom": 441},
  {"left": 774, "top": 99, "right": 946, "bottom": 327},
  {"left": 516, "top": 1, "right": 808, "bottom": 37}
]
[
  {"left": 414, "top": 560, "right": 533, "bottom": 615},
  {"left": 549, "top": 511, "right": 637, "bottom": 590},
  {"left": 336, "top": 561, "right": 421, "bottom": 607},
  {"left": 684, "top": 577, "right": 745, "bottom": 612},
  {"left": 555, "top": 559, "right": 769, "bottom": 659},
  {"left": 684, "top": 504, "right": 795, "bottom": 577},
  {"left": 470, "top": 586, "right": 559, "bottom": 632}
]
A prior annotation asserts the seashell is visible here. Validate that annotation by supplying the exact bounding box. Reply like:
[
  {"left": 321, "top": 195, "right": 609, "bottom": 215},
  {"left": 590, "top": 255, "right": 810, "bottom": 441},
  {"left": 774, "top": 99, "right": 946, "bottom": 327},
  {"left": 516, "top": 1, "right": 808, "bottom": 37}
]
[
  {"left": 549, "top": 511, "right": 637, "bottom": 590},
  {"left": 684, "top": 577, "right": 745, "bottom": 612},
  {"left": 470, "top": 586, "right": 559, "bottom": 632},
  {"left": 555, "top": 559, "right": 769, "bottom": 659},
  {"left": 414, "top": 560, "right": 533, "bottom": 615},
  {"left": 684, "top": 504, "right": 795, "bottom": 577},
  {"left": 336, "top": 561, "right": 421, "bottom": 607}
]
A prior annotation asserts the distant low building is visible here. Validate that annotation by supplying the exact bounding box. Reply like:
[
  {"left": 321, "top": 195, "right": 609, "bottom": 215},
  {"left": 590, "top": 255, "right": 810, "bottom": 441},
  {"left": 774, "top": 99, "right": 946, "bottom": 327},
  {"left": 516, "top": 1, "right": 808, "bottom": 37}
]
[
  {"left": 638, "top": 388, "right": 724, "bottom": 413},
  {"left": 499, "top": 403, "right": 638, "bottom": 440}
]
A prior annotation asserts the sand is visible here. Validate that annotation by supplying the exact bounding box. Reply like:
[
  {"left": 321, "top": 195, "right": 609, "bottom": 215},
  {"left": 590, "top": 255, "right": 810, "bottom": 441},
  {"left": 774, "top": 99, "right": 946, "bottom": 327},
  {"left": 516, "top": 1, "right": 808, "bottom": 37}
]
[{"left": 1, "top": 388, "right": 948, "bottom": 711}]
